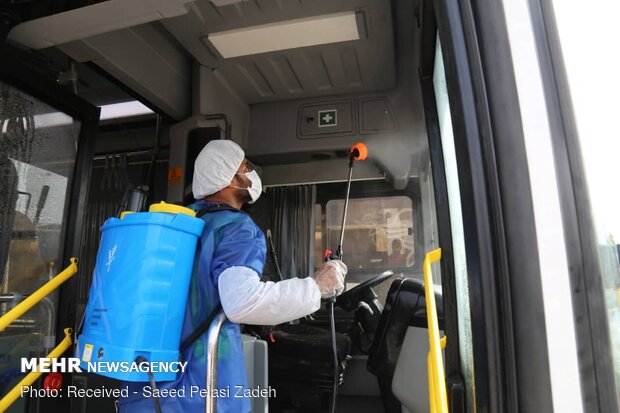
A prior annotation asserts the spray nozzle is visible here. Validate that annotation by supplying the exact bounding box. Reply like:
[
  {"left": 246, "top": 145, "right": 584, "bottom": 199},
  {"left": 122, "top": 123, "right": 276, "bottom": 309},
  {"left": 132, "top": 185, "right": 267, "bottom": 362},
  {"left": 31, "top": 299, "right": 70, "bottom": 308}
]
[
  {"left": 350, "top": 142, "right": 368, "bottom": 161},
  {"left": 349, "top": 142, "right": 368, "bottom": 167}
]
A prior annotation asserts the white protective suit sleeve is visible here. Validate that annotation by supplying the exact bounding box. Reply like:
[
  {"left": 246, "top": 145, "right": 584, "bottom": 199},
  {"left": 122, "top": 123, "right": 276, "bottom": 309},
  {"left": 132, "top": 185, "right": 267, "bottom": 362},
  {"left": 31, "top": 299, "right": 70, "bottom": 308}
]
[{"left": 218, "top": 265, "right": 322, "bottom": 325}]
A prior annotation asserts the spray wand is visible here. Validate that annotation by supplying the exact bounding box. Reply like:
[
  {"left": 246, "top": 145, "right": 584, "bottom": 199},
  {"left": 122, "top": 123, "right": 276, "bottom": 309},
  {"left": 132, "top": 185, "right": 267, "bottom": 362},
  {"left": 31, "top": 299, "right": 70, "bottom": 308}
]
[
  {"left": 323, "top": 142, "right": 369, "bottom": 263},
  {"left": 323, "top": 142, "right": 368, "bottom": 413}
]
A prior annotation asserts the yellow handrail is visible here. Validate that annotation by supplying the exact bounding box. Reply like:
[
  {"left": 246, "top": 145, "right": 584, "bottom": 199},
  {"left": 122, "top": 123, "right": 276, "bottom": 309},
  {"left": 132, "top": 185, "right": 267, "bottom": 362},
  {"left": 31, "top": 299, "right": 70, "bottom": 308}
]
[
  {"left": 0, "top": 328, "right": 73, "bottom": 412},
  {"left": 423, "top": 248, "right": 448, "bottom": 413},
  {"left": 0, "top": 258, "right": 78, "bottom": 331}
]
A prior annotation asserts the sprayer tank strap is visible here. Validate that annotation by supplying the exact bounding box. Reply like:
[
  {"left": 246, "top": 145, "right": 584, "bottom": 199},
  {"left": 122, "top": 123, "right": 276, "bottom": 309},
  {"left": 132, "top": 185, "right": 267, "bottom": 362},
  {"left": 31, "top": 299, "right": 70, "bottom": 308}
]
[
  {"left": 180, "top": 304, "right": 222, "bottom": 352},
  {"left": 195, "top": 202, "right": 247, "bottom": 218},
  {"left": 181, "top": 202, "right": 244, "bottom": 351}
]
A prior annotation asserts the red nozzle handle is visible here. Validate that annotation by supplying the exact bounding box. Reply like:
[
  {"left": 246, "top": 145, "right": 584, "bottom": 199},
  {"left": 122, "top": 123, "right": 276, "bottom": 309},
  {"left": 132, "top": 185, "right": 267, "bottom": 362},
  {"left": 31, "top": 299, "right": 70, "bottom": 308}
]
[{"left": 323, "top": 249, "right": 333, "bottom": 261}]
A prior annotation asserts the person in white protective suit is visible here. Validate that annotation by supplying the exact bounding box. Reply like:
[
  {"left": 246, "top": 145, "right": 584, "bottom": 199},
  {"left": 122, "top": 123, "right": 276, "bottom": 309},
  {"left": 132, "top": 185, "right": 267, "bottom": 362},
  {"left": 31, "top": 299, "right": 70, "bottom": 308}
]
[{"left": 119, "top": 139, "right": 348, "bottom": 413}]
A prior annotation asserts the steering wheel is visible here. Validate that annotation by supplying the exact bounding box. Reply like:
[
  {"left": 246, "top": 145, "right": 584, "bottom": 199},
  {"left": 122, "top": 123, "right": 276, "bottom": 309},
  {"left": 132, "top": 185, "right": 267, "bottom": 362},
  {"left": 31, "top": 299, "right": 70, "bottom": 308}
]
[{"left": 336, "top": 270, "right": 394, "bottom": 309}]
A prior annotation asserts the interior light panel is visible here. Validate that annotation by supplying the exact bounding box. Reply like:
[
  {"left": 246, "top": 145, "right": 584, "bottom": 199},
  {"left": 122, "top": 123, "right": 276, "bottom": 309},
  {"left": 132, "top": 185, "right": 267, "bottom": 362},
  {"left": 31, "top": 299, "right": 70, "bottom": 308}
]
[{"left": 207, "top": 11, "right": 360, "bottom": 58}]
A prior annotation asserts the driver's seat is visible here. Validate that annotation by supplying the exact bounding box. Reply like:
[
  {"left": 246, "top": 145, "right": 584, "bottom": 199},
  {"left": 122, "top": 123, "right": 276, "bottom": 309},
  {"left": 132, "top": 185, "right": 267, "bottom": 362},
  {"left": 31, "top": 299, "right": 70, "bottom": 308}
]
[
  {"left": 367, "top": 278, "right": 444, "bottom": 412},
  {"left": 264, "top": 322, "right": 352, "bottom": 411}
]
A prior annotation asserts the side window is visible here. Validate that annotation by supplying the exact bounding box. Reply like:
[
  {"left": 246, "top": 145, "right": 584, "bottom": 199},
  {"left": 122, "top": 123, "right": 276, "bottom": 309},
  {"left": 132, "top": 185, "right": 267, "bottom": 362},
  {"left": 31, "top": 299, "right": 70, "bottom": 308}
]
[{"left": 552, "top": 0, "right": 620, "bottom": 398}]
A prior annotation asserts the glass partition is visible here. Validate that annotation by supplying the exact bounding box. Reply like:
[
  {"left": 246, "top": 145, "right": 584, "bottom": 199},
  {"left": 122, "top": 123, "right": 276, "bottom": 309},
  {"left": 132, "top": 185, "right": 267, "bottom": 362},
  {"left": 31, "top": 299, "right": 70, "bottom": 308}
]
[{"left": 0, "top": 80, "right": 81, "bottom": 411}]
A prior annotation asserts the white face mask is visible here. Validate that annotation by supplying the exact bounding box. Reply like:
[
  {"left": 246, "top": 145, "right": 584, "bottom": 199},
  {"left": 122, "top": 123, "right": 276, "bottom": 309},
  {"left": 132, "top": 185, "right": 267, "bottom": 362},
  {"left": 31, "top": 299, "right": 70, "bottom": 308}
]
[{"left": 234, "top": 170, "right": 262, "bottom": 204}]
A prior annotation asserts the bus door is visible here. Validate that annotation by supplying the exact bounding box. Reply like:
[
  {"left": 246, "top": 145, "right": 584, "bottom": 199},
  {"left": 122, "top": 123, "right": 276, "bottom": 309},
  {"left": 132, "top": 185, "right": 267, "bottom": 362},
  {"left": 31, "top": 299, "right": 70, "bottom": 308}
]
[{"left": 0, "top": 44, "right": 98, "bottom": 413}]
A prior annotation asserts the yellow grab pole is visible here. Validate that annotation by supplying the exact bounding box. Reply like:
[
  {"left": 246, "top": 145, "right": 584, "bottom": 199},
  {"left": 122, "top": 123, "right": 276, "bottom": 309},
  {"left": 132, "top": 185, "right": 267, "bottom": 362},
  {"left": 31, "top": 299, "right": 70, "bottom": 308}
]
[
  {"left": 0, "top": 258, "right": 78, "bottom": 332},
  {"left": 423, "top": 248, "right": 448, "bottom": 413},
  {"left": 0, "top": 328, "right": 73, "bottom": 412},
  {"left": 428, "top": 336, "right": 449, "bottom": 413},
  {"left": 428, "top": 352, "right": 436, "bottom": 413}
]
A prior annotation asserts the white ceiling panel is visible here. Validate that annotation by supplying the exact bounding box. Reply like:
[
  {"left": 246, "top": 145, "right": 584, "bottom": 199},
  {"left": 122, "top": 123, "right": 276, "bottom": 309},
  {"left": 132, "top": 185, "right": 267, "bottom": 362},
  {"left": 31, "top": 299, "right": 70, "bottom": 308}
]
[{"left": 162, "top": 0, "right": 396, "bottom": 104}]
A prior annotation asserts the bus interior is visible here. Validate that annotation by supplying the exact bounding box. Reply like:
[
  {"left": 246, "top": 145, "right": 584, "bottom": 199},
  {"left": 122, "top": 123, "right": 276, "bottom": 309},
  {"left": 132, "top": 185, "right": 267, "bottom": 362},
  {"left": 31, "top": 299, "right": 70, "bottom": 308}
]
[{"left": 1, "top": 0, "right": 619, "bottom": 413}]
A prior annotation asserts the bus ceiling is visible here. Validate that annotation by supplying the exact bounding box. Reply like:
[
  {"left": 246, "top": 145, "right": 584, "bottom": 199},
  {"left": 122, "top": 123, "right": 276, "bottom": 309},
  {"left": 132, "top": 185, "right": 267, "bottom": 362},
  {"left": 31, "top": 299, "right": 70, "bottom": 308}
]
[{"left": 3, "top": 0, "right": 428, "bottom": 190}]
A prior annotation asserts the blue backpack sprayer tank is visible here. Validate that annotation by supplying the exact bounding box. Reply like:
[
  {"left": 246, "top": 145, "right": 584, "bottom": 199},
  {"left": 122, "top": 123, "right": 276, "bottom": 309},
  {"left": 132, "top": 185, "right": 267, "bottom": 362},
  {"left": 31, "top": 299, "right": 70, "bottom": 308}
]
[{"left": 77, "top": 202, "right": 205, "bottom": 382}]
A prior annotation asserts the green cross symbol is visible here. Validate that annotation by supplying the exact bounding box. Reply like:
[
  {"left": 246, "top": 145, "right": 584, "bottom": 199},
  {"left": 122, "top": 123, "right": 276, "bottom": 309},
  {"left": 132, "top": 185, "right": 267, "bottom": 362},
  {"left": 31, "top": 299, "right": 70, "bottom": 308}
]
[{"left": 318, "top": 109, "right": 337, "bottom": 127}]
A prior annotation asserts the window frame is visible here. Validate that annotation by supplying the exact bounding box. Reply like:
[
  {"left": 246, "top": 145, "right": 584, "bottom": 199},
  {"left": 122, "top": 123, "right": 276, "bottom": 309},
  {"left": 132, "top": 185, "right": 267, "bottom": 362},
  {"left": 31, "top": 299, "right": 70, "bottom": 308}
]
[{"left": 421, "top": 0, "right": 552, "bottom": 410}]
